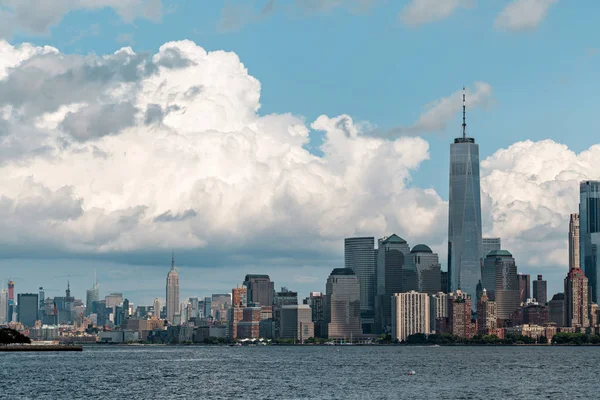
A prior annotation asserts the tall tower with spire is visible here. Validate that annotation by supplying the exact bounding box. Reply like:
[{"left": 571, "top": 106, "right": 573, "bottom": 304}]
[
  {"left": 447, "top": 87, "right": 483, "bottom": 307},
  {"left": 166, "top": 252, "right": 180, "bottom": 324}
]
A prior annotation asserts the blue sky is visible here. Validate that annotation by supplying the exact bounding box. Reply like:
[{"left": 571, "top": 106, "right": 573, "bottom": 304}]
[{"left": 1, "top": 0, "right": 598, "bottom": 304}]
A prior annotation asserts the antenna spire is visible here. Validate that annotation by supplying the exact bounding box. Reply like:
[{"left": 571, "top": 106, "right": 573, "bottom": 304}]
[
  {"left": 462, "top": 86, "right": 467, "bottom": 139},
  {"left": 171, "top": 250, "right": 175, "bottom": 270}
]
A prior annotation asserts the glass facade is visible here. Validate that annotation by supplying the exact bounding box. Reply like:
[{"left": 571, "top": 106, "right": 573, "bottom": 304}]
[
  {"left": 580, "top": 181, "right": 600, "bottom": 303},
  {"left": 344, "top": 237, "right": 375, "bottom": 320},
  {"left": 448, "top": 138, "right": 483, "bottom": 305}
]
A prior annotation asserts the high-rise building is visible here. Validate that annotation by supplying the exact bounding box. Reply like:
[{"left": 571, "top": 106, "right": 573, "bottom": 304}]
[
  {"left": 243, "top": 275, "right": 274, "bottom": 307},
  {"left": 280, "top": 305, "right": 314, "bottom": 343},
  {"left": 482, "top": 238, "right": 501, "bottom": 258},
  {"left": 477, "top": 289, "right": 497, "bottom": 334},
  {"left": 391, "top": 291, "right": 430, "bottom": 342},
  {"left": 532, "top": 275, "right": 547, "bottom": 304},
  {"left": 211, "top": 294, "right": 231, "bottom": 322},
  {"left": 448, "top": 290, "right": 475, "bottom": 339},
  {"left": 306, "top": 291, "right": 325, "bottom": 338},
  {"left": 548, "top": 293, "right": 565, "bottom": 327},
  {"left": 232, "top": 286, "right": 247, "bottom": 308},
  {"left": 38, "top": 287, "right": 45, "bottom": 311},
  {"left": 440, "top": 271, "right": 448, "bottom": 293},
  {"left": 7, "top": 281, "right": 14, "bottom": 302},
  {"left": 410, "top": 244, "right": 441, "bottom": 295},
  {"left": 518, "top": 274, "right": 531, "bottom": 304},
  {"left": 105, "top": 293, "right": 123, "bottom": 309},
  {"left": 17, "top": 293, "right": 39, "bottom": 327},
  {"left": 86, "top": 279, "right": 99, "bottom": 317},
  {"left": 489, "top": 250, "right": 520, "bottom": 323},
  {"left": 203, "top": 297, "right": 212, "bottom": 319},
  {"left": 325, "top": 268, "right": 362, "bottom": 340},
  {"left": 273, "top": 289, "right": 298, "bottom": 338},
  {"left": 448, "top": 92, "right": 483, "bottom": 304},
  {"left": 569, "top": 213, "right": 580, "bottom": 271},
  {"left": 580, "top": 181, "right": 600, "bottom": 303},
  {"left": 345, "top": 237, "right": 376, "bottom": 331},
  {"left": 564, "top": 268, "right": 589, "bottom": 328},
  {"left": 429, "top": 292, "right": 448, "bottom": 333},
  {"left": 0, "top": 289, "right": 8, "bottom": 324},
  {"left": 166, "top": 253, "right": 180, "bottom": 324},
  {"left": 153, "top": 298, "right": 161, "bottom": 319}
]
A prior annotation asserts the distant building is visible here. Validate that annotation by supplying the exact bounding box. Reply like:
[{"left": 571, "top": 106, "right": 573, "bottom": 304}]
[
  {"left": 518, "top": 274, "right": 530, "bottom": 304},
  {"left": 440, "top": 271, "right": 449, "bottom": 293},
  {"left": 153, "top": 298, "right": 161, "bottom": 319},
  {"left": 564, "top": 268, "right": 590, "bottom": 328},
  {"left": 105, "top": 293, "right": 123, "bottom": 309},
  {"left": 569, "top": 213, "right": 580, "bottom": 271},
  {"left": 85, "top": 281, "right": 99, "bottom": 317},
  {"left": 429, "top": 292, "right": 448, "bottom": 333},
  {"left": 483, "top": 250, "right": 519, "bottom": 323},
  {"left": 236, "top": 307, "right": 261, "bottom": 339},
  {"left": 211, "top": 294, "right": 231, "bottom": 322},
  {"left": 243, "top": 275, "right": 274, "bottom": 308},
  {"left": 306, "top": 292, "right": 325, "bottom": 338},
  {"left": 448, "top": 290, "right": 475, "bottom": 339},
  {"left": 482, "top": 237, "right": 501, "bottom": 258},
  {"left": 391, "top": 291, "right": 430, "bottom": 342},
  {"left": 325, "top": 268, "right": 362, "bottom": 339},
  {"left": 232, "top": 286, "right": 247, "bottom": 308},
  {"left": 548, "top": 293, "right": 565, "bottom": 327},
  {"left": 0, "top": 289, "right": 8, "bottom": 324},
  {"left": 203, "top": 297, "right": 212, "bottom": 319},
  {"left": 410, "top": 244, "right": 441, "bottom": 295},
  {"left": 166, "top": 253, "right": 180, "bottom": 324},
  {"left": 345, "top": 237, "right": 376, "bottom": 333},
  {"left": 280, "top": 305, "right": 314, "bottom": 343},
  {"left": 580, "top": 181, "right": 600, "bottom": 302},
  {"left": 477, "top": 289, "right": 496, "bottom": 333},
  {"left": 38, "top": 287, "right": 45, "bottom": 312},
  {"left": 532, "top": 275, "right": 547, "bottom": 304},
  {"left": 17, "top": 293, "right": 38, "bottom": 327},
  {"left": 273, "top": 289, "right": 298, "bottom": 338}
]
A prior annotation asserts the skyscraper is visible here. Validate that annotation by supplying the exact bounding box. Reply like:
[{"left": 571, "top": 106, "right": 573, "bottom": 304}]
[
  {"left": 518, "top": 274, "right": 531, "bottom": 303},
  {"left": 7, "top": 281, "right": 14, "bottom": 303},
  {"left": 17, "top": 293, "right": 39, "bottom": 327},
  {"left": 564, "top": 268, "right": 589, "bottom": 328},
  {"left": 243, "top": 275, "right": 274, "bottom": 307},
  {"left": 345, "top": 237, "right": 375, "bottom": 331},
  {"left": 410, "top": 244, "right": 442, "bottom": 295},
  {"left": 477, "top": 289, "right": 497, "bottom": 334},
  {"left": 232, "top": 286, "right": 247, "bottom": 308},
  {"left": 448, "top": 90, "right": 483, "bottom": 304},
  {"left": 482, "top": 237, "right": 501, "bottom": 258},
  {"left": 325, "top": 268, "right": 362, "bottom": 339},
  {"left": 0, "top": 289, "right": 7, "bottom": 324},
  {"left": 166, "top": 253, "right": 180, "bottom": 324},
  {"left": 85, "top": 277, "right": 99, "bottom": 317},
  {"left": 489, "top": 250, "right": 520, "bottom": 322},
  {"left": 280, "top": 305, "right": 314, "bottom": 343},
  {"left": 580, "top": 181, "right": 600, "bottom": 302},
  {"left": 548, "top": 293, "right": 565, "bottom": 327},
  {"left": 569, "top": 213, "right": 580, "bottom": 271},
  {"left": 429, "top": 292, "right": 448, "bottom": 333},
  {"left": 391, "top": 291, "right": 430, "bottom": 342},
  {"left": 38, "top": 287, "right": 45, "bottom": 311},
  {"left": 532, "top": 275, "right": 547, "bottom": 304},
  {"left": 153, "top": 298, "right": 161, "bottom": 319}
]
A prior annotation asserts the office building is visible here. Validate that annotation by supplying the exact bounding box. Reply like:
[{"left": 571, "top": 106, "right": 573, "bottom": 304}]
[
  {"left": 325, "top": 268, "right": 362, "bottom": 340},
  {"left": 153, "top": 298, "right": 161, "bottom": 319},
  {"left": 448, "top": 92, "right": 483, "bottom": 304},
  {"left": 580, "top": 181, "right": 600, "bottom": 302},
  {"left": 236, "top": 307, "right": 261, "bottom": 339},
  {"left": 243, "top": 275, "right": 274, "bottom": 307},
  {"left": 548, "top": 293, "right": 565, "bottom": 327},
  {"left": 429, "top": 292, "right": 448, "bottom": 333},
  {"left": 569, "top": 213, "right": 580, "bottom": 271},
  {"left": 166, "top": 253, "right": 180, "bottom": 324},
  {"left": 280, "top": 305, "right": 314, "bottom": 343},
  {"left": 273, "top": 289, "right": 298, "bottom": 338},
  {"left": 105, "top": 293, "right": 123, "bottom": 309},
  {"left": 391, "top": 291, "right": 430, "bottom": 342},
  {"left": 518, "top": 274, "right": 530, "bottom": 304},
  {"left": 0, "top": 289, "right": 8, "bottom": 324},
  {"left": 487, "top": 250, "right": 520, "bottom": 322},
  {"left": 345, "top": 237, "right": 376, "bottom": 331},
  {"left": 564, "top": 268, "right": 589, "bottom": 328},
  {"left": 232, "top": 286, "right": 248, "bottom": 308},
  {"left": 211, "top": 294, "right": 231, "bottom": 322},
  {"left": 86, "top": 280, "right": 99, "bottom": 316},
  {"left": 482, "top": 237, "right": 501, "bottom": 258},
  {"left": 477, "top": 289, "right": 496, "bottom": 333},
  {"left": 440, "top": 271, "right": 448, "bottom": 293},
  {"left": 410, "top": 244, "right": 441, "bottom": 295},
  {"left": 448, "top": 290, "right": 475, "bottom": 339},
  {"left": 38, "top": 287, "right": 45, "bottom": 311},
  {"left": 17, "top": 293, "right": 39, "bottom": 327},
  {"left": 533, "top": 275, "right": 547, "bottom": 304},
  {"left": 203, "top": 297, "right": 212, "bottom": 319}
]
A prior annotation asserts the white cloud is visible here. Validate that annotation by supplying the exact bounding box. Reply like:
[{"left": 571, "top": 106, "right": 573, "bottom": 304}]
[
  {"left": 399, "top": 0, "right": 473, "bottom": 26},
  {"left": 0, "top": 0, "right": 162, "bottom": 37},
  {"left": 495, "top": 0, "right": 557, "bottom": 32},
  {"left": 0, "top": 39, "right": 447, "bottom": 263}
]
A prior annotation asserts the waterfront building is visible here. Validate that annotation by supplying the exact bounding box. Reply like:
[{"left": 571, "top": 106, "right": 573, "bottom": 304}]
[
  {"left": 569, "top": 213, "right": 580, "bottom": 271},
  {"left": 325, "top": 268, "right": 362, "bottom": 340},
  {"left": 448, "top": 290, "right": 475, "bottom": 339},
  {"left": 429, "top": 292, "right": 448, "bottom": 333},
  {"left": 236, "top": 307, "right": 261, "bottom": 339},
  {"left": 17, "top": 293, "right": 38, "bottom": 327},
  {"left": 273, "top": 289, "right": 298, "bottom": 338},
  {"left": 490, "top": 250, "right": 520, "bottom": 323},
  {"left": 410, "top": 244, "right": 442, "bottom": 295},
  {"left": 447, "top": 92, "right": 483, "bottom": 303},
  {"left": 532, "top": 275, "right": 547, "bottom": 304},
  {"left": 518, "top": 274, "right": 530, "bottom": 304},
  {"left": 280, "top": 304, "right": 314, "bottom": 343},
  {"left": 580, "top": 181, "right": 600, "bottom": 302},
  {"left": 345, "top": 237, "right": 376, "bottom": 332},
  {"left": 306, "top": 292, "right": 325, "bottom": 338},
  {"left": 391, "top": 291, "right": 430, "bottom": 342},
  {"left": 564, "top": 268, "right": 590, "bottom": 328},
  {"left": 477, "top": 289, "right": 497, "bottom": 333},
  {"left": 548, "top": 293, "right": 565, "bottom": 327},
  {"left": 166, "top": 253, "right": 180, "bottom": 324},
  {"left": 243, "top": 275, "right": 274, "bottom": 307},
  {"left": 482, "top": 237, "right": 501, "bottom": 258}
]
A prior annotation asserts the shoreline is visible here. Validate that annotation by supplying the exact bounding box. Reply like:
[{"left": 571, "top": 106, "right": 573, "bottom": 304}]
[{"left": 0, "top": 345, "right": 83, "bottom": 352}]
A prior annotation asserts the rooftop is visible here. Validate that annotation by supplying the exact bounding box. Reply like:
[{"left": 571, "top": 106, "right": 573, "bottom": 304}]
[
  {"left": 330, "top": 268, "right": 356, "bottom": 276},
  {"left": 410, "top": 244, "right": 432, "bottom": 254},
  {"left": 380, "top": 234, "right": 407, "bottom": 244},
  {"left": 486, "top": 250, "right": 512, "bottom": 257}
]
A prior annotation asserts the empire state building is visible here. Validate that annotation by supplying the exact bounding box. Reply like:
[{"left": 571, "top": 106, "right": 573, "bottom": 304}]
[
  {"left": 166, "top": 252, "right": 180, "bottom": 323},
  {"left": 447, "top": 88, "right": 483, "bottom": 304}
]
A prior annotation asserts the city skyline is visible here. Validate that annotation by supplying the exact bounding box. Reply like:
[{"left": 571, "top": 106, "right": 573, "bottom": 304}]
[{"left": 1, "top": 1, "right": 600, "bottom": 304}]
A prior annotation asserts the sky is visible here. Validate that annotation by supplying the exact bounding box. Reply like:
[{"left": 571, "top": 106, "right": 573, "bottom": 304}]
[{"left": 0, "top": 0, "right": 599, "bottom": 305}]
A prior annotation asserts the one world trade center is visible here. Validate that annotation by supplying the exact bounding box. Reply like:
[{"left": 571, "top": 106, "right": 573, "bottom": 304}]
[{"left": 447, "top": 88, "right": 483, "bottom": 303}]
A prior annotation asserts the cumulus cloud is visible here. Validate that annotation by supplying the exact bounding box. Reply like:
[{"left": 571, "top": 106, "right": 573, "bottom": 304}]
[
  {"left": 0, "top": 0, "right": 163, "bottom": 37},
  {"left": 399, "top": 0, "right": 473, "bottom": 26},
  {"left": 0, "top": 39, "right": 448, "bottom": 264},
  {"left": 495, "top": 0, "right": 557, "bottom": 32}
]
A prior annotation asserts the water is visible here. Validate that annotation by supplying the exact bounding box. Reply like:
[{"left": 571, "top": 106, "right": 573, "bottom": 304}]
[{"left": 0, "top": 346, "right": 595, "bottom": 399}]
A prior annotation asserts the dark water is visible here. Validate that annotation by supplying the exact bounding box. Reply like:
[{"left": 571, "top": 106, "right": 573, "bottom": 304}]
[{"left": 0, "top": 345, "right": 595, "bottom": 399}]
